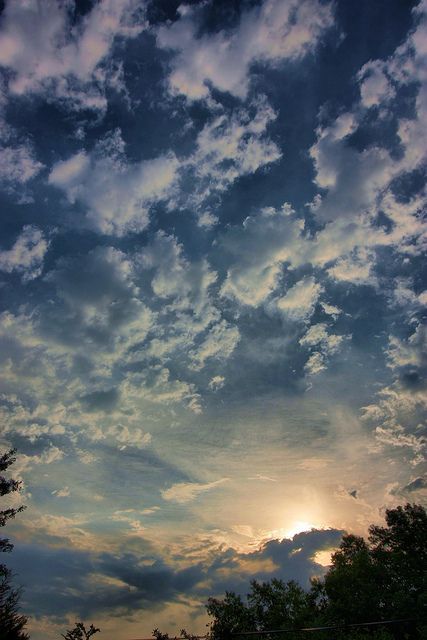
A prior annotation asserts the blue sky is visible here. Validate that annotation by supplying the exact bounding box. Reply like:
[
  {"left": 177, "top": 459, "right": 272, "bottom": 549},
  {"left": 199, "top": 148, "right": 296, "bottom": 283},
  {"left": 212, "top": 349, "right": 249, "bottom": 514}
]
[{"left": 0, "top": 0, "right": 426, "bottom": 638}]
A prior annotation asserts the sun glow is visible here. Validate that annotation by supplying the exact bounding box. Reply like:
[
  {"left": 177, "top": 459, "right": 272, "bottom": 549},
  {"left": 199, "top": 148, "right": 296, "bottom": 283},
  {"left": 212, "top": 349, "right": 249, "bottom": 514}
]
[{"left": 285, "top": 520, "right": 319, "bottom": 538}]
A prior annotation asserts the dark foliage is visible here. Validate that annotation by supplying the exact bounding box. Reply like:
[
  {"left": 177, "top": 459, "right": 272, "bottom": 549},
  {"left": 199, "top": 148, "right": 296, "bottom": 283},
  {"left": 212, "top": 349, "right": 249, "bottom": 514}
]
[
  {"left": 0, "top": 449, "right": 28, "bottom": 640},
  {"left": 206, "top": 504, "right": 427, "bottom": 640},
  {"left": 153, "top": 628, "right": 200, "bottom": 640},
  {"left": 61, "top": 621, "right": 100, "bottom": 639},
  {"left": 0, "top": 449, "right": 26, "bottom": 557}
]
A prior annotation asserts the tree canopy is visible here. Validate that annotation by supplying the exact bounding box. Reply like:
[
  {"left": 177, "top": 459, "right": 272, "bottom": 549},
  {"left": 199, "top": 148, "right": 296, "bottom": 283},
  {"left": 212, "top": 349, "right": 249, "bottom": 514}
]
[
  {"left": 206, "top": 504, "right": 427, "bottom": 640},
  {"left": 0, "top": 448, "right": 28, "bottom": 640}
]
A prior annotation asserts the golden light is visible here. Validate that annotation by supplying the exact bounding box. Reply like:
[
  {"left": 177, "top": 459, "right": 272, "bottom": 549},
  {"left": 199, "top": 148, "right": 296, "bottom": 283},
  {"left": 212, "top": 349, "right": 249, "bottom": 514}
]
[
  {"left": 284, "top": 520, "right": 319, "bottom": 538},
  {"left": 313, "top": 549, "right": 335, "bottom": 566}
]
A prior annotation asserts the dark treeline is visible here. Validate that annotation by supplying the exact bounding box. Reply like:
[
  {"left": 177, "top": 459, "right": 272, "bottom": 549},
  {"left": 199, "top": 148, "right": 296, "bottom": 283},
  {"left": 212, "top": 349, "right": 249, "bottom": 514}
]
[
  {"left": 0, "top": 448, "right": 426, "bottom": 639},
  {"left": 203, "top": 503, "right": 426, "bottom": 640}
]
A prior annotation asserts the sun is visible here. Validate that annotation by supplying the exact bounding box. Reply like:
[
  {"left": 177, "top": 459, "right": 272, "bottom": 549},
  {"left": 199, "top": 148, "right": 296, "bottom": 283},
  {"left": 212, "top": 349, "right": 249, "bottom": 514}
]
[{"left": 284, "top": 520, "right": 318, "bottom": 538}]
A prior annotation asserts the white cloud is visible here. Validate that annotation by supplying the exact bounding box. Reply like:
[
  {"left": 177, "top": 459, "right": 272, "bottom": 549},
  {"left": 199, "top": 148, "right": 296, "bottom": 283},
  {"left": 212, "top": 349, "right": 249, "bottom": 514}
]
[
  {"left": 358, "top": 60, "right": 395, "bottom": 108},
  {"left": 327, "top": 247, "right": 377, "bottom": 286},
  {"left": 0, "top": 0, "right": 145, "bottom": 111},
  {"left": 320, "top": 302, "right": 341, "bottom": 318},
  {"left": 309, "top": 120, "right": 396, "bottom": 223},
  {"left": 309, "top": 0, "right": 427, "bottom": 231},
  {"left": 299, "top": 322, "right": 349, "bottom": 376},
  {"left": 157, "top": 0, "right": 334, "bottom": 101},
  {"left": 122, "top": 367, "right": 201, "bottom": 413},
  {"left": 107, "top": 424, "right": 152, "bottom": 450},
  {"left": 386, "top": 323, "right": 427, "bottom": 371},
  {"left": 273, "top": 277, "right": 323, "bottom": 323},
  {"left": 188, "top": 98, "right": 281, "bottom": 221},
  {"left": 189, "top": 320, "right": 240, "bottom": 370},
  {"left": 362, "top": 323, "right": 427, "bottom": 465},
  {"left": 48, "top": 140, "right": 179, "bottom": 236},
  {"left": 0, "top": 225, "right": 49, "bottom": 281},
  {"left": 0, "top": 144, "right": 43, "bottom": 185},
  {"left": 209, "top": 376, "right": 225, "bottom": 391},
  {"left": 16, "top": 445, "right": 65, "bottom": 476},
  {"left": 161, "top": 478, "right": 229, "bottom": 504},
  {"left": 52, "top": 486, "right": 70, "bottom": 498},
  {"left": 304, "top": 351, "right": 327, "bottom": 376},
  {"left": 220, "top": 205, "right": 305, "bottom": 306}
]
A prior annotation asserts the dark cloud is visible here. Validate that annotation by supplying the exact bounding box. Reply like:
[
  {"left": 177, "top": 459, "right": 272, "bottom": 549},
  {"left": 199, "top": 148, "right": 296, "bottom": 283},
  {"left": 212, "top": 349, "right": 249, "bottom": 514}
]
[
  {"left": 9, "top": 528, "right": 343, "bottom": 621},
  {"left": 398, "top": 476, "right": 427, "bottom": 494},
  {"left": 80, "top": 387, "right": 121, "bottom": 412}
]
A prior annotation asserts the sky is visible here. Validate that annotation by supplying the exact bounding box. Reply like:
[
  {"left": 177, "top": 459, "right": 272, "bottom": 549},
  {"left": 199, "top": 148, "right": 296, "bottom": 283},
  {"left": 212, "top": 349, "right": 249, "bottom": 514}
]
[{"left": 0, "top": 0, "right": 426, "bottom": 638}]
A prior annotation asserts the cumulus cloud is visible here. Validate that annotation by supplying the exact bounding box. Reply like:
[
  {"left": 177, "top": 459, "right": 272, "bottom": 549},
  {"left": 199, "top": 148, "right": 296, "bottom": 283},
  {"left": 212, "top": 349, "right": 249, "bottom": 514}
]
[
  {"left": 0, "top": 225, "right": 49, "bottom": 281},
  {"left": 358, "top": 60, "right": 395, "bottom": 108},
  {"left": 299, "top": 323, "right": 349, "bottom": 376},
  {"left": 327, "top": 250, "right": 377, "bottom": 287},
  {"left": 0, "top": 0, "right": 145, "bottom": 111},
  {"left": 220, "top": 205, "right": 305, "bottom": 306},
  {"left": 44, "top": 245, "right": 154, "bottom": 351},
  {"left": 0, "top": 144, "right": 43, "bottom": 185},
  {"left": 122, "top": 367, "right": 201, "bottom": 414},
  {"left": 362, "top": 323, "right": 427, "bottom": 465},
  {"left": 386, "top": 323, "right": 427, "bottom": 373},
  {"left": 156, "top": 0, "right": 334, "bottom": 100},
  {"left": 187, "top": 97, "right": 281, "bottom": 222},
  {"left": 273, "top": 277, "right": 323, "bottom": 323},
  {"left": 308, "top": 0, "right": 427, "bottom": 236},
  {"left": 48, "top": 135, "right": 179, "bottom": 236},
  {"left": 209, "top": 375, "right": 225, "bottom": 391},
  {"left": 15, "top": 445, "right": 65, "bottom": 478},
  {"left": 189, "top": 320, "right": 240, "bottom": 370},
  {"left": 309, "top": 118, "right": 396, "bottom": 223}
]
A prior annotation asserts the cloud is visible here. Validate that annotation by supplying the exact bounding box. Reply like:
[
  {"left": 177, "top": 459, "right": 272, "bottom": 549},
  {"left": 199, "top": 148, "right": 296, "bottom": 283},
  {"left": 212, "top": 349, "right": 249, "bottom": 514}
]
[
  {"left": 0, "top": 225, "right": 49, "bottom": 281},
  {"left": 327, "top": 248, "right": 377, "bottom": 286},
  {"left": 358, "top": 60, "right": 395, "bottom": 108},
  {"left": 220, "top": 205, "right": 305, "bottom": 306},
  {"left": 52, "top": 486, "right": 70, "bottom": 498},
  {"left": 299, "top": 323, "right": 349, "bottom": 376},
  {"left": 362, "top": 323, "right": 427, "bottom": 465},
  {"left": 122, "top": 367, "right": 200, "bottom": 413},
  {"left": 156, "top": 0, "right": 334, "bottom": 101},
  {"left": 398, "top": 476, "right": 427, "bottom": 494},
  {"left": 320, "top": 302, "right": 341, "bottom": 319},
  {"left": 273, "top": 277, "right": 323, "bottom": 323},
  {"left": 0, "top": 0, "right": 145, "bottom": 111},
  {"left": 189, "top": 320, "right": 240, "bottom": 370},
  {"left": 209, "top": 376, "right": 225, "bottom": 391},
  {"left": 8, "top": 526, "right": 343, "bottom": 624},
  {"left": 308, "top": 0, "right": 427, "bottom": 231},
  {"left": 161, "top": 479, "right": 229, "bottom": 504},
  {"left": 0, "top": 144, "right": 43, "bottom": 185},
  {"left": 48, "top": 135, "right": 179, "bottom": 236},
  {"left": 44, "top": 245, "right": 154, "bottom": 351},
  {"left": 187, "top": 97, "right": 281, "bottom": 222},
  {"left": 309, "top": 117, "right": 396, "bottom": 223},
  {"left": 386, "top": 323, "right": 427, "bottom": 373}
]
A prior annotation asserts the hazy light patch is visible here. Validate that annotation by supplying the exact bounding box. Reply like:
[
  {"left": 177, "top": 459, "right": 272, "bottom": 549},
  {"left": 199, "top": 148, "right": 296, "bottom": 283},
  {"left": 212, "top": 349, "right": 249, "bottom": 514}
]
[{"left": 313, "top": 548, "right": 336, "bottom": 566}]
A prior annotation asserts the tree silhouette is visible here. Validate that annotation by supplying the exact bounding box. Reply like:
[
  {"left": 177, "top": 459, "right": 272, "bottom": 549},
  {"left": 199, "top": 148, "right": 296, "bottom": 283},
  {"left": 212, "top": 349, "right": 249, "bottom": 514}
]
[
  {"left": 206, "top": 504, "right": 426, "bottom": 640},
  {"left": 0, "top": 448, "right": 28, "bottom": 640},
  {"left": 61, "top": 622, "right": 100, "bottom": 640}
]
